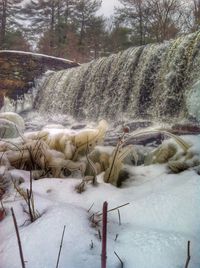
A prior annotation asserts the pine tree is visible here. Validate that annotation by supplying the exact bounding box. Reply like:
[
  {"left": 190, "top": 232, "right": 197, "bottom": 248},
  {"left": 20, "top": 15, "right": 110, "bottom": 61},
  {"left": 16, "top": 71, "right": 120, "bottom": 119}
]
[
  {"left": 86, "top": 16, "right": 106, "bottom": 59},
  {"left": 22, "top": 0, "right": 76, "bottom": 54},
  {"left": 21, "top": 0, "right": 105, "bottom": 61},
  {"left": 0, "top": 0, "right": 24, "bottom": 48},
  {"left": 72, "top": 0, "right": 102, "bottom": 47}
]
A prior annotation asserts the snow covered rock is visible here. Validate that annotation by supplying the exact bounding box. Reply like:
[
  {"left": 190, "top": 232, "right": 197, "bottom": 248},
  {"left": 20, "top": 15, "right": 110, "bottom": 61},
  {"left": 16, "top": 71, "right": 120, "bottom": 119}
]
[
  {"left": 0, "top": 112, "right": 25, "bottom": 138},
  {"left": 0, "top": 112, "right": 25, "bottom": 131},
  {"left": 0, "top": 118, "right": 22, "bottom": 138}
]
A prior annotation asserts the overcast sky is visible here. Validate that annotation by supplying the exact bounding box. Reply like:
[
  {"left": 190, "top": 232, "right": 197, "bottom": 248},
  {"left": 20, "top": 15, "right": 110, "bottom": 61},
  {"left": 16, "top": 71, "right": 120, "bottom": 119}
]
[{"left": 100, "top": 0, "right": 121, "bottom": 17}]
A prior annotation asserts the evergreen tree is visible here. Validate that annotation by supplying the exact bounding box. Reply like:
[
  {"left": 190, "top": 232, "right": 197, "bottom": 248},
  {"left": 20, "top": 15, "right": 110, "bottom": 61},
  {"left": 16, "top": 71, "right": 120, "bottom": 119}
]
[
  {"left": 23, "top": 0, "right": 104, "bottom": 62},
  {"left": 22, "top": 0, "right": 76, "bottom": 54},
  {"left": 71, "top": 0, "right": 102, "bottom": 47},
  {"left": 0, "top": 0, "right": 24, "bottom": 49},
  {"left": 86, "top": 16, "right": 106, "bottom": 59},
  {"left": 107, "top": 25, "right": 133, "bottom": 53},
  {"left": 115, "top": 0, "right": 148, "bottom": 45},
  {"left": 4, "top": 29, "right": 30, "bottom": 50}
]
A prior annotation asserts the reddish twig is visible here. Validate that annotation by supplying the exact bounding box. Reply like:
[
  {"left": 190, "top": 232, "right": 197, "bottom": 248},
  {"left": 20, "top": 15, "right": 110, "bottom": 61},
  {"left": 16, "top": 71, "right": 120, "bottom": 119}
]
[
  {"left": 11, "top": 207, "right": 26, "bottom": 268},
  {"left": 101, "top": 201, "right": 108, "bottom": 268}
]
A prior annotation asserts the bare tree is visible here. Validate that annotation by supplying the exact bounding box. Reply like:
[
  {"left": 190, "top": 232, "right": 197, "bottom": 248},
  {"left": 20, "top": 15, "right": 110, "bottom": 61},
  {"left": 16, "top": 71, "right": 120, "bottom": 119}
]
[
  {"left": 186, "top": 0, "right": 200, "bottom": 31},
  {"left": 146, "top": 0, "right": 183, "bottom": 42},
  {"left": 115, "top": 0, "right": 184, "bottom": 44}
]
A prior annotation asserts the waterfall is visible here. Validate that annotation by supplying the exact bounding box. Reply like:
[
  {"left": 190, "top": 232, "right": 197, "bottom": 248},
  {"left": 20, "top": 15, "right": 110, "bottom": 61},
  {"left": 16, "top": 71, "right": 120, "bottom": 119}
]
[{"left": 35, "top": 31, "right": 200, "bottom": 122}]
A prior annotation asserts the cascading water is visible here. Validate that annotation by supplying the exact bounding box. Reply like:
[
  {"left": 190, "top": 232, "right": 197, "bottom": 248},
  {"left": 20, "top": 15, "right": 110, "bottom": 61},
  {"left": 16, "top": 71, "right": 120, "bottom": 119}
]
[{"left": 35, "top": 31, "right": 200, "bottom": 122}]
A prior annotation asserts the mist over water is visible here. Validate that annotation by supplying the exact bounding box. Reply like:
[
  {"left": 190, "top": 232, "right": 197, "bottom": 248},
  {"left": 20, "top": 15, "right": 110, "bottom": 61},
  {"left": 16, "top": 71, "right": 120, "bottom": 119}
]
[{"left": 35, "top": 31, "right": 200, "bottom": 122}]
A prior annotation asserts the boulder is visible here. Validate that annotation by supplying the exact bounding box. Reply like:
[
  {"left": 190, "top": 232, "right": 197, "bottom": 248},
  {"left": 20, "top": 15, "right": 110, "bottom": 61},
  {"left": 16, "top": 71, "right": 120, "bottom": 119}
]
[
  {"left": 0, "top": 118, "right": 21, "bottom": 138},
  {"left": 0, "top": 112, "right": 25, "bottom": 132}
]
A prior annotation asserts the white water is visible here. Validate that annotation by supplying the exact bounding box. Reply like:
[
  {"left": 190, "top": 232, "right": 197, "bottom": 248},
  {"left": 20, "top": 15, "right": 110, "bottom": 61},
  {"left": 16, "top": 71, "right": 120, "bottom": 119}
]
[{"left": 34, "top": 31, "right": 200, "bottom": 122}]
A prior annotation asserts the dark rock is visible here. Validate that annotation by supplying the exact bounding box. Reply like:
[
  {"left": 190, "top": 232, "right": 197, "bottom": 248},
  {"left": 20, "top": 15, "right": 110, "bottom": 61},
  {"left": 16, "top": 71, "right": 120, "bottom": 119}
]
[
  {"left": 171, "top": 123, "right": 200, "bottom": 134},
  {"left": 124, "top": 121, "right": 153, "bottom": 131},
  {"left": 113, "top": 120, "right": 153, "bottom": 132},
  {"left": 71, "top": 124, "right": 87, "bottom": 130},
  {"left": 0, "top": 118, "right": 20, "bottom": 138}
]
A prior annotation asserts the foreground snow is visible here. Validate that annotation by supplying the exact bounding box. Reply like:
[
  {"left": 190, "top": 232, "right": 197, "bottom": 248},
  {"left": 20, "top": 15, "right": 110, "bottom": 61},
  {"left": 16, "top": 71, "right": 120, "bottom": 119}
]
[{"left": 1, "top": 160, "right": 200, "bottom": 268}]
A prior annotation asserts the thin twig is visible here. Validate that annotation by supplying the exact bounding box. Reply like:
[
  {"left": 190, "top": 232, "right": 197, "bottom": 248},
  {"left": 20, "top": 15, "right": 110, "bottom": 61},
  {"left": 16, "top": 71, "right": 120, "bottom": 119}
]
[
  {"left": 0, "top": 200, "right": 6, "bottom": 215},
  {"left": 0, "top": 151, "right": 6, "bottom": 165},
  {"left": 184, "top": 241, "right": 191, "bottom": 268},
  {"left": 87, "top": 202, "right": 94, "bottom": 212},
  {"left": 30, "top": 171, "right": 33, "bottom": 195},
  {"left": 86, "top": 138, "right": 97, "bottom": 185},
  {"left": 106, "top": 138, "right": 122, "bottom": 183},
  {"left": 29, "top": 171, "right": 38, "bottom": 220},
  {"left": 114, "top": 234, "right": 119, "bottom": 242},
  {"left": 114, "top": 251, "right": 124, "bottom": 268},
  {"left": 11, "top": 207, "right": 26, "bottom": 268},
  {"left": 56, "top": 225, "right": 66, "bottom": 268},
  {"left": 117, "top": 209, "right": 121, "bottom": 225},
  {"left": 97, "top": 202, "right": 130, "bottom": 216},
  {"left": 26, "top": 189, "right": 34, "bottom": 222},
  {"left": 98, "top": 229, "right": 102, "bottom": 241},
  {"left": 90, "top": 240, "right": 94, "bottom": 249},
  {"left": 12, "top": 174, "right": 38, "bottom": 223},
  {"left": 101, "top": 201, "right": 108, "bottom": 268}
]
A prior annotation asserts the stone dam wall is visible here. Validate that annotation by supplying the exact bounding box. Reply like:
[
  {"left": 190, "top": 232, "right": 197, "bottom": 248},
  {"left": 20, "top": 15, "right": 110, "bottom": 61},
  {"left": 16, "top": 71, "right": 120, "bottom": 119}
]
[{"left": 0, "top": 50, "right": 79, "bottom": 107}]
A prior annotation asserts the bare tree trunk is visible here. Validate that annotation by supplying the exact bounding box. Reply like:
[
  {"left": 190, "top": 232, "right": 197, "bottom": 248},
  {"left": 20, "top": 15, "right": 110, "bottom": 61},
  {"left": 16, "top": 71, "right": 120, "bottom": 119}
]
[
  {"left": 79, "top": 14, "right": 85, "bottom": 46},
  {"left": 138, "top": 0, "right": 144, "bottom": 45},
  {"left": 50, "top": 1, "right": 55, "bottom": 49},
  {"left": 193, "top": 0, "right": 200, "bottom": 30}
]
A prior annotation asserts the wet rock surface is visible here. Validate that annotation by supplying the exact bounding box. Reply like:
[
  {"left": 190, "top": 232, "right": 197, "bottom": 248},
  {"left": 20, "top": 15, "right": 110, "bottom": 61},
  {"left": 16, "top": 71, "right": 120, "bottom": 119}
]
[{"left": 0, "top": 51, "right": 79, "bottom": 107}]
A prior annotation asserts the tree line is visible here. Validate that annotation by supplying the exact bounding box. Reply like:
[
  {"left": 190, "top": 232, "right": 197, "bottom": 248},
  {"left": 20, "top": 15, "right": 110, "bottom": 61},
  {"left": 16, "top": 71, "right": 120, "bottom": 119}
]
[{"left": 0, "top": 0, "right": 200, "bottom": 63}]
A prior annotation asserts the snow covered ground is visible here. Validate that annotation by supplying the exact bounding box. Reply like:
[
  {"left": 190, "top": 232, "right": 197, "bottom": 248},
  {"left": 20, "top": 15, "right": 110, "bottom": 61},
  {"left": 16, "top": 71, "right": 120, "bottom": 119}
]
[{"left": 0, "top": 120, "right": 200, "bottom": 268}]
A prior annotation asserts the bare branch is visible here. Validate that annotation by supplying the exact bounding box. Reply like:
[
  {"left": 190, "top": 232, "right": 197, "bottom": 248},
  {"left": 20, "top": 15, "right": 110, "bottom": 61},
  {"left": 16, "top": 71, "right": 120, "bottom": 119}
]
[
  {"left": 11, "top": 207, "right": 26, "bottom": 268},
  {"left": 97, "top": 202, "right": 130, "bottom": 216},
  {"left": 56, "top": 225, "right": 66, "bottom": 268},
  {"left": 184, "top": 241, "right": 191, "bottom": 268},
  {"left": 114, "top": 251, "right": 124, "bottom": 268}
]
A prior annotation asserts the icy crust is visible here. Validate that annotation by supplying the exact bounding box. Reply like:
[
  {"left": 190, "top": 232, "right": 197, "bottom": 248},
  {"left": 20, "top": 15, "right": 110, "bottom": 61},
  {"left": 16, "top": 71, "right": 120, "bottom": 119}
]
[
  {"left": 1, "top": 164, "right": 200, "bottom": 267},
  {"left": 1, "top": 204, "right": 97, "bottom": 268}
]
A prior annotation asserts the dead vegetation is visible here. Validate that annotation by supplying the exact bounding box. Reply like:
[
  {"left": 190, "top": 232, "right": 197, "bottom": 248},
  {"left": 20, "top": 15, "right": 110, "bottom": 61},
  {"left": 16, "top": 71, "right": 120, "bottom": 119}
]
[
  {"left": 0, "top": 119, "right": 199, "bottom": 200},
  {"left": 12, "top": 171, "right": 40, "bottom": 223},
  {"left": 0, "top": 119, "right": 197, "bottom": 268}
]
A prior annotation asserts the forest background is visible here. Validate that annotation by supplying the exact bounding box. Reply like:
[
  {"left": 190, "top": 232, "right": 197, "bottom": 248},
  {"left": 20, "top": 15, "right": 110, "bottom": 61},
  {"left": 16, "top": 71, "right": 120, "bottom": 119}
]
[{"left": 1, "top": 0, "right": 200, "bottom": 63}]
